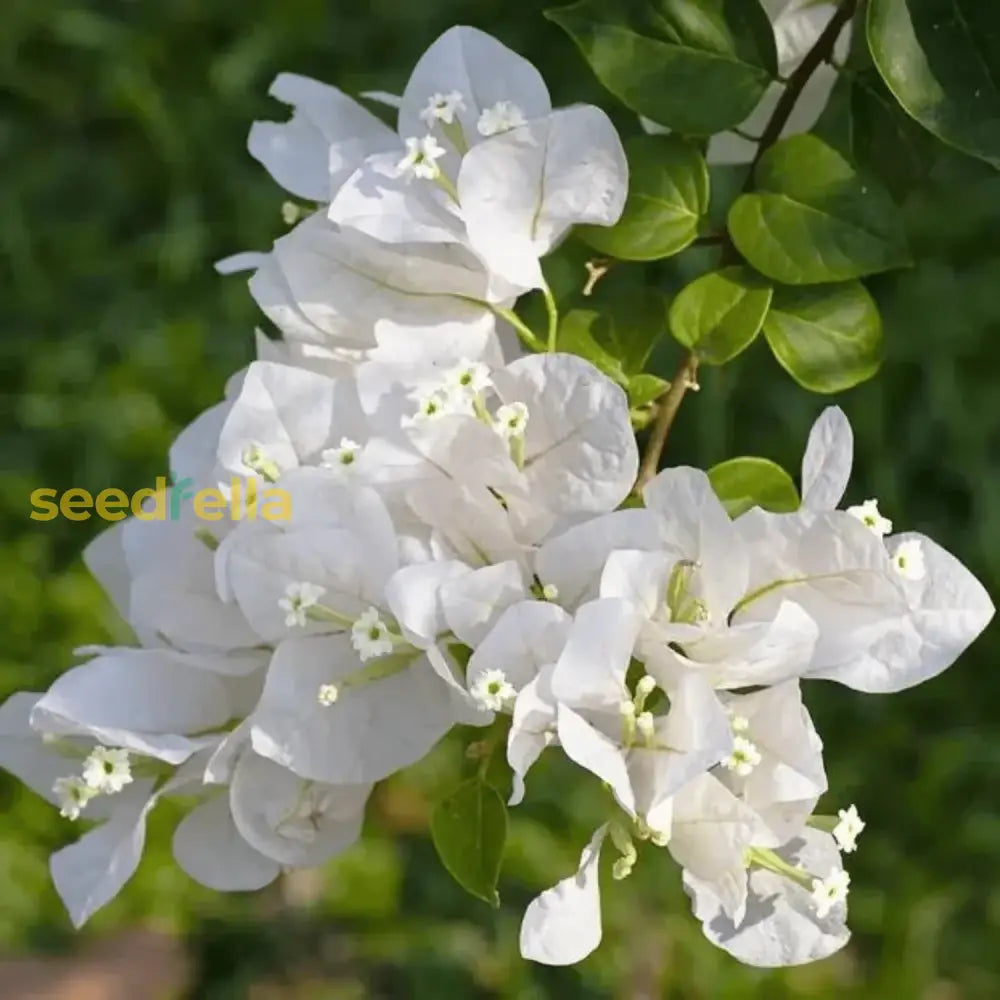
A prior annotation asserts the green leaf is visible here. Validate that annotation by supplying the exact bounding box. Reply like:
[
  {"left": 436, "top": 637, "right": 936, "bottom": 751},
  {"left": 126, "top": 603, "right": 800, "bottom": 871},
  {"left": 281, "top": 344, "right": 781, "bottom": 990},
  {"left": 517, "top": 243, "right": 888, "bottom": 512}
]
[
  {"left": 430, "top": 779, "right": 507, "bottom": 907},
  {"left": 578, "top": 135, "right": 709, "bottom": 260},
  {"left": 708, "top": 456, "right": 800, "bottom": 517},
  {"left": 628, "top": 372, "right": 670, "bottom": 408},
  {"left": 868, "top": 0, "right": 1000, "bottom": 168},
  {"left": 668, "top": 265, "right": 772, "bottom": 365},
  {"left": 762, "top": 282, "right": 883, "bottom": 393},
  {"left": 558, "top": 290, "right": 669, "bottom": 379},
  {"left": 727, "top": 135, "right": 912, "bottom": 284},
  {"left": 545, "top": 0, "right": 777, "bottom": 135}
]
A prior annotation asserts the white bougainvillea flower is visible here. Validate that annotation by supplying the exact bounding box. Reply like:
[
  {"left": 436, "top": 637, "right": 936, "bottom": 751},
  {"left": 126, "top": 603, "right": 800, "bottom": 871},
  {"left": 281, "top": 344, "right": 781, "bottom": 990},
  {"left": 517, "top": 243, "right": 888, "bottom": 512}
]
[
  {"left": 248, "top": 214, "right": 507, "bottom": 353},
  {"left": 519, "top": 824, "right": 608, "bottom": 966},
  {"left": 248, "top": 73, "right": 398, "bottom": 200},
  {"left": 397, "top": 134, "right": 448, "bottom": 180},
  {"left": 216, "top": 361, "right": 370, "bottom": 482},
  {"left": 457, "top": 105, "right": 627, "bottom": 293},
  {"left": 891, "top": 537, "right": 927, "bottom": 581},
  {"left": 847, "top": 498, "right": 893, "bottom": 538},
  {"left": 438, "top": 560, "right": 527, "bottom": 647},
  {"left": 737, "top": 507, "right": 993, "bottom": 693},
  {"left": 420, "top": 90, "right": 466, "bottom": 128},
  {"left": 716, "top": 681, "right": 827, "bottom": 843},
  {"left": 478, "top": 100, "right": 527, "bottom": 137},
  {"left": 215, "top": 471, "right": 399, "bottom": 643},
  {"left": 668, "top": 773, "right": 774, "bottom": 923},
  {"left": 172, "top": 791, "right": 280, "bottom": 892},
  {"left": 81, "top": 746, "right": 134, "bottom": 794},
  {"left": 228, "top": 750, "right": 371, "bottom": 867},
  {"left": 597, "top": 468, "right": 821, "bottom": 690},
  {"left": 833, "top": 804, "right": 865, "bottom": 853},
  {"left": 548, "top": 599, "right": 732, "bottom": 828},
  {"left": 29, "top": 648, "right": 233, "bottom": 764},
  {"left": 464, "top": 600, "right": 571, "bottom": 800},
  {"left": 398, "top": 26, "right": 551, "bottom": 159},
  {"left": 685, "top": 827, "right": 851, "bottom": 966},
  {"left": 278, "top": 581, "right": 326, "bottom": 628}
]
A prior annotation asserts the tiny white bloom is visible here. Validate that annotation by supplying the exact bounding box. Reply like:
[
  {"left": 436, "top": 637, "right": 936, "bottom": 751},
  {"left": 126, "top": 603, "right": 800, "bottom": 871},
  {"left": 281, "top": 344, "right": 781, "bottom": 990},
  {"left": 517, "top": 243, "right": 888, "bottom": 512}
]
[
  {"left": 351, "top": 607, "right": 395, "bottom": 661},
  {"left": 53, "top": 776, "right": 96, "bottom": 821},
  {"left": 321, "top": 437, "right": 362, "bottom": 468},
  {"left": 317, "top": 683, "right": 340, "bottom": 707},
  {"left": 405, "top": 385, "right": 468, "bottom": 426},
  {"left": 729, "top": 713, "right": 750, "bottom": 734},
  {"left": 81, "top": 746, "right": 133, "bottom": 794},
  {"left": 494, "top": 402, "right": 529, "bottom": 440},
  {"left": 810, "top": 868, "right": 851, "bottom": 918},
  {"left": 833, "top": 804, "right": 866, "bottom": 853},
  {"left": 847, "top": 498, "right": 893, "bottom": 537},
  {"left": 477, "top": 100, "right": 527, "bottom": 136},
  {"left": 278, "top": 581, "right": 326, "bottom": 628},
  {"left": 541, "top": 583, "right": 559, "bottom": 601},
  {"left": 893, "top": 539, "right": 927, "bottom": 581},
  {"left": 397, "top": 135, "right": 447, "bottom": 180},
  {"left": 420, "top": 90, "right": 466, "bottom": 127},
  {"left": 444, "top": 359, "right": 492, "bottom": 396},
  {"left": 722, "top": 735, "right": 762, "bottom": 777},
  {"left": 241, "top": 441, "right": 282, "bottom": 482},
  {"left": 469, "top": 669, "right": 517, "bottom": 712}
]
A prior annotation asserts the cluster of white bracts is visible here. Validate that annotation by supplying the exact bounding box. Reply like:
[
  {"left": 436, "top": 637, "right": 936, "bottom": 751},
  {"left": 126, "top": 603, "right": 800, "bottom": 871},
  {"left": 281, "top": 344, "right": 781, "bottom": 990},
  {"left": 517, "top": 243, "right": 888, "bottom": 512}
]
[{"left": 0, "top": 25, "right": 992, "bottom": 970}]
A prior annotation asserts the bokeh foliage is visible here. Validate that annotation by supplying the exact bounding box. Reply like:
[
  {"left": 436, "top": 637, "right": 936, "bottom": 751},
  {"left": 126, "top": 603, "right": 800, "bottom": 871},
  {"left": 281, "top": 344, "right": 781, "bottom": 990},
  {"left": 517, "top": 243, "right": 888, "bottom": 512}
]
[{"left": 1, "top": 0, "right": 998, "bottom": 996}]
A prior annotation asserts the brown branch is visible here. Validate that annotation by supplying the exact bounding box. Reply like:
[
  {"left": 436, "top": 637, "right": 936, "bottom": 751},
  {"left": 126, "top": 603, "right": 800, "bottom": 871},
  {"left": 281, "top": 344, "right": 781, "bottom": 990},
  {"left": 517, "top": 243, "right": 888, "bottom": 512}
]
[
  {"left": 635, "top": 0, "right": 859, "bottom": 490},
  {"left": 635, "top": 353, "right": 700, "bottom": 492}
]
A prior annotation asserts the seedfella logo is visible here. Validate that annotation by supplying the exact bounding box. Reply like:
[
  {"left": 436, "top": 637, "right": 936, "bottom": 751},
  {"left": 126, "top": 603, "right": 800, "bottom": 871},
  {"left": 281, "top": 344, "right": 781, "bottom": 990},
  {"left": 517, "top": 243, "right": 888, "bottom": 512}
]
[{"left": 30, "top": 475, "right": 291, "bottom": 522}]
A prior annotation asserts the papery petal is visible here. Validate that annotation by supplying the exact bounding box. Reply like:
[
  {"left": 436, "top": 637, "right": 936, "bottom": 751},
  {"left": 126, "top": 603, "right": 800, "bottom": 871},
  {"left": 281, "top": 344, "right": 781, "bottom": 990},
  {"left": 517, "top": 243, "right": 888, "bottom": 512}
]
[
  {"left": 249, "top": 73, "right": 397, "bottom": 200},
  {"left": 173, "top": 793, "right": 280, "bottom": 891},
  {"left": 800, "top": 406, "right": 853, "bottom": 511},
  {"left": 519, "top": 824, "right": 606, "bottom": 965}
]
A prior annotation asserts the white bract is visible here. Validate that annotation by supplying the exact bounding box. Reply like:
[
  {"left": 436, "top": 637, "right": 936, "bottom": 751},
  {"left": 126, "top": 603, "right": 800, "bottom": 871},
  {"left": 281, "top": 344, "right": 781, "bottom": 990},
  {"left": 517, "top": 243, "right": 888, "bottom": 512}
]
[{"left": 0, "top": 23, "right": 991, "bottom": 979}]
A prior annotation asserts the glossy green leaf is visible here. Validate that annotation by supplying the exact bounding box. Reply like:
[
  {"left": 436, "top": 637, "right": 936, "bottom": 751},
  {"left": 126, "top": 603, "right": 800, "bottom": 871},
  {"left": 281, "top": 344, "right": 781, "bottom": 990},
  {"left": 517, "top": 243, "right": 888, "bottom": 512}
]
[
  {"left": 579, "top": 135, "right": 709, "bottom": 260},
  {"left": 669, "top": 265, "right": 772, "bottom": 365},
  {"left": 430, "top": 779, "right": 507, "bottom": 907},
  {"left": 558, "top": 290, "right": 669, "bottom": 381},
  {"left": 868, "top": 0, "right": 1000, "bottom": 168},
  {"left": 763, "top": 282, "right": 883, "bottom": 393},
  {"left": 728, "top": 135, "right": 912, "bottom": 284},
  {"left": 708, "top": 456, "right": 800, "bottom": 517},
  {"left": 545, "top": 0, "right": 777, "bottom": 134},
  {"left": 628, "top": 372, "right": 670, "bottom": 408}
]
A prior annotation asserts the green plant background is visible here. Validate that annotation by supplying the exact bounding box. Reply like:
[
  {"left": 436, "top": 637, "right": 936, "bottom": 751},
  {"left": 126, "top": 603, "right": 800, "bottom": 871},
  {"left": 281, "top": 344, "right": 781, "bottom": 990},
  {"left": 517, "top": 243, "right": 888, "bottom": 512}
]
[{"left": 1, "top": 1, "right": 998, "bottom": 997}]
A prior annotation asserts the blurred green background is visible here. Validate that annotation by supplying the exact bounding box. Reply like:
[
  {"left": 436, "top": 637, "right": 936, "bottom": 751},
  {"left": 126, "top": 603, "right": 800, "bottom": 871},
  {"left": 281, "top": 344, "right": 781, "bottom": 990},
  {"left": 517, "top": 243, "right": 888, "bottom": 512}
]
[{"left": 1, "top": 1, "right": 998, "bottom": 997}]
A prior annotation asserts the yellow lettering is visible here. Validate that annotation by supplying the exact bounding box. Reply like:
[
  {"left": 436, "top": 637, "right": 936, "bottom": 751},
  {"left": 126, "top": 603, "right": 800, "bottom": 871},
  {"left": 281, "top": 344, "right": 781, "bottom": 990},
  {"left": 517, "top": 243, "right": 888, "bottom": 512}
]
[
  {"left": 95, "top": 488, "right": 129, "bottom": 521},
  {"left": 260, "top": 489, "right": 292, "bottom": 522},
  {"left": 29, "top": 488, "right": 59, "bottom": 521},
  {"left": 194, "top": 489, "right": 227, "bottom": 522}
]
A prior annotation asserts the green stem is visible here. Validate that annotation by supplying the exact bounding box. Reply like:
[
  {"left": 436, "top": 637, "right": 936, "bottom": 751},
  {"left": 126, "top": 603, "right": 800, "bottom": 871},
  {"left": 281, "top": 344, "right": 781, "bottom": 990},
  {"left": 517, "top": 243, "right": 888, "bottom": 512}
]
[
  {"left": 542, "top": 282, "right": 559, "bottom": 353},
  {"left": 494, "top": 307, "right": 544, "bottom": 353}
]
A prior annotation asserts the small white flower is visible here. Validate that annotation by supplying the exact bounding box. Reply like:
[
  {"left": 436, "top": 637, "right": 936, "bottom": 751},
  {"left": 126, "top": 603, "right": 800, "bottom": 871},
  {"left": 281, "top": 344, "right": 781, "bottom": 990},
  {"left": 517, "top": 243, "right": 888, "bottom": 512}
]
[
  {"left": 728, "top": 712, "right": 750, "bottom": 734},
  {"left": 541, "top": 583, "right": 559, "bottom": 601},
  {"left": 722, "top": 735, "right": 762, "bottom": 777},
  {"left": 82, "top": 746, "right": 133, "bottom": 794},
  {"left": 420, "top": 90, "right": 466, "bottom": 127},
  {"left": 241, "top": 442, "right": 282, "bottom": 482},
  {"left": 397, "top": 135, "right": 447, "bottom": 180},
  {"left": 321, "top": 437, "right": 362, "bottom": 468},
  {"left": 469, "top": 668, "right": 517, "bottom": 712},
  {"left": 351, "top": 607, "right": 395, "bottom": 661},
  {"left": 53, "top": 776, "right": 96, "bottom": 820},
  {"left": 847, "top": 498, "right": 893, "bottom": 537},
  {"left": 317, "top": 683, "right": 340, "bottom": 707},
  {"left": 494, "top": 402, "right": 529, "bottom": 440},
  {"left": 477, "top": 100, "right": 527, "bottom": 136},
  {"left": 404, "top": 385, "right": 469, "bottom": 427},
  {"left": 444, "top": 359, "right": 492, "bottom": 396},
  {"left": 278, "top": 581, "right": 326, "bottom": 628},
  {"left": 893, "top": 538, "right": 927, "bottom": 581},
  {"left": 810, "top": 868, "right": 851, "bottom": 918},
  {"left": 833, "top": 804, "right": 866, "bottom": 854}
]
